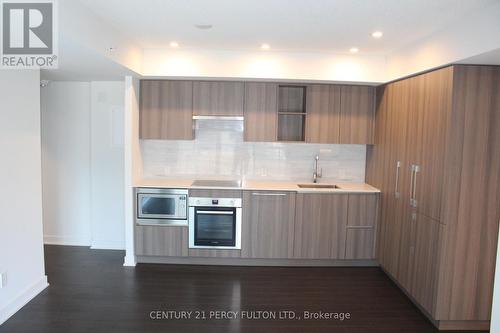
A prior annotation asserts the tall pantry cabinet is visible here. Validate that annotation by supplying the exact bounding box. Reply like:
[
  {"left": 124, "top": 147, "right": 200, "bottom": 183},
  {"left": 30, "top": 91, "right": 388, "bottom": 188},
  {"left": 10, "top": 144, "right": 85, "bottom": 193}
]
[{"left": 367, "top": 65, "right": 500, "bottom": 331}]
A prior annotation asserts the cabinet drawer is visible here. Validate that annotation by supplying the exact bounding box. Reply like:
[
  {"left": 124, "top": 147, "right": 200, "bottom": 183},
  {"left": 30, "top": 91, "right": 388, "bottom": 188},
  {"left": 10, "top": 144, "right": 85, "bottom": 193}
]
[
  {"left": 135, "top": 225, "right": 188, "bottom": 257},
  {"left": 345, "top": 228, "right": 375, "bottom": 259}
]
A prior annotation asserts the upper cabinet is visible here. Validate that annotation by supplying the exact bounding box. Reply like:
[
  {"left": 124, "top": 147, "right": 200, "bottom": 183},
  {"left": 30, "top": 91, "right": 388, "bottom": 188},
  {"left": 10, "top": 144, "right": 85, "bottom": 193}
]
[
  {"left": 193, "top": 81, "right": 244, "bottom": 116},
  {"left": 305, "top": 85, "right": 341, "bottom": 143},
  {"left": 277, "top": 85, "right": 307, "bottom": 142},
  {"left": 139, "top": 79, "right": 375, "bottom": 144},
  {"left": 140, "top": 80, "right": 194, "bottom": 140},
  {"left": 339, "top": 85, "right": 375, "bottom": 144},
  {"left": 244, "top": 82, "right": 278, "bottom": 142}
]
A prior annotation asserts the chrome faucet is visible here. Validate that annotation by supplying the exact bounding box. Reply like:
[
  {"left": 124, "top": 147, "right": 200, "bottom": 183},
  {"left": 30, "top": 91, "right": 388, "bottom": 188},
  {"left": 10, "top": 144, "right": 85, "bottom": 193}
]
[{"left": 313, "top": 155, "right": 322, "bottom": 183}]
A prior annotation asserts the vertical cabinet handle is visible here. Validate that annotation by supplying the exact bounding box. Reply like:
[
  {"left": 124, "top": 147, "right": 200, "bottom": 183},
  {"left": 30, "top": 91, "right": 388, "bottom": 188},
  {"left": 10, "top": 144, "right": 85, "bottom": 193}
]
[
  {"left": 412, "top": 165, "right": 420, "bottom": 207},
  {"left": 409, "top": 164, "right": 415, "bottom": 207},
  {"left": 395, "top": 161, "right": 401, "bottom": 199},
  {"left": 409, "top": 164, "right": 420, "bottom": 207}
]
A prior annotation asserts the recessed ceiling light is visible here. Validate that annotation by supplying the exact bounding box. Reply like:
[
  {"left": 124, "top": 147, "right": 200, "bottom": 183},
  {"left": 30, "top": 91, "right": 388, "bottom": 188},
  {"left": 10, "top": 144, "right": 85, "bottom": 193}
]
[
  {"left": 195, "top": 24, "right": 213, "bottom": 30},
  {"left": 260, "top": 43, "right": 270, "bottom": 50},
  {"left": 349, "top": 47, "right": 359, "bottom": 53},
  {"left": 371, "top": 31, "right": 383, "bottom": 39},
  {"left": 169, "top": 41, "right": 179, "bottom": 48}
]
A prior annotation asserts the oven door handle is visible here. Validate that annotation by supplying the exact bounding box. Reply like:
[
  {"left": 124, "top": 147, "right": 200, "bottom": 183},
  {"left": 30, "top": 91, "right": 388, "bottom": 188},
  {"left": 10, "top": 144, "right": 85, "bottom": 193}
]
[{"left": 196, "top": 210, "right": 234, "bottom": 215}]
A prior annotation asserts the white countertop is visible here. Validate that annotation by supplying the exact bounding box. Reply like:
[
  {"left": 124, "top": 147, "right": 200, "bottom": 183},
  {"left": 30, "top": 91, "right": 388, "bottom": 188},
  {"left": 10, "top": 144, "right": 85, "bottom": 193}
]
[{"left": 135, "top": 178, "right": 380, "bottom": 194}]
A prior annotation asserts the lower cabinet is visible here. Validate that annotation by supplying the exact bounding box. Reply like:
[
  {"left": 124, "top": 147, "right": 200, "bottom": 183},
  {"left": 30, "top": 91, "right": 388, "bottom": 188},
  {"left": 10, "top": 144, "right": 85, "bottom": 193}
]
[
  {"left": 345, "top": 194, "right": 378, "bottom": 259},
  {"left": 293, "top": 193, "right": 378, "bottom": 260},
  {"left": 135, "top": 225, "right": 188, "bottom": 257},
  {"left": 293, "top": 194, "right": 348, "bottom": 259},
  {"left": 294, "top": 193, "right": 379, "bottom": 260},
  {"left": 392, "top": 209, "right": 441, "bottom": 315},
  {"left": 409, "top": 213, "right": 441, "bottom": 315},
  {"left": 135, "top": 192, "right": 379, "bottom": 262},
  {"left": 241, "top": 191, "right": 296, "bottom": 259}
]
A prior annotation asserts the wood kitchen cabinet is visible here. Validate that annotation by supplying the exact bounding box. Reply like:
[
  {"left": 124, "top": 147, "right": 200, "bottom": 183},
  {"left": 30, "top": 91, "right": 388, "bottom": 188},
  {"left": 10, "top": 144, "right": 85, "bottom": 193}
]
[
  {"left": 344, "top": 194, "right": 378, "bottom": 260},
  {"left": 140, "top": 79, "right": 375, "bottom": 144},
  {"left": 277, "top": 85, "right": 307, "bottom": 142},
  {"left": 241, "top": 191, "right": 296, "bottom": 259},
  {"left": 293, "top": 193, "right": 348, "bottom": 259},
  {"left": 410, "top": 68, "right": 453, "bottom": 221},
  {"left": 140, "top": 80, "right": 194, "bottom": 140},
  {"left": 305, "top": 85, "right": 341, "bottom": 143},
  {"left": 293, "top": 193, "right": 378, "bottom": 260},
  {"left": 193, "top": 81, "right": 244, "bottom": 116},
  {"left": 135, "top": 225, "right": 188, "bottom": 257},
  {"left": 339, "top": 85, "right": 375, "bottom": 144},
  {"left": 244, "top": 82, "right": 278, "bottom": 142},
  {"left": 409, "top": 213, "right": 441, "bottom": 315},
  {"left": 368, "top": 65, "right": 500, "bottom": 330}
]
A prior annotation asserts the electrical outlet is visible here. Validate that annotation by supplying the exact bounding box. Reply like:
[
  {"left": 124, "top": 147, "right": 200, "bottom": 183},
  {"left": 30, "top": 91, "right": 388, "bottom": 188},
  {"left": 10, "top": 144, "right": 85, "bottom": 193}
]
[{"left": 0, "top": 272, "right": 6, "bottom": 288}]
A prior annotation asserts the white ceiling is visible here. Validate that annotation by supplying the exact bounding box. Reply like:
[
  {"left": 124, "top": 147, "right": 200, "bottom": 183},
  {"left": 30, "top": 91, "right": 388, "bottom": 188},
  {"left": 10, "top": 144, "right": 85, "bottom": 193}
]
[
  {"left": 78, "top": 0, "right": 497, "bottom": 54},
  {"left": 459, "top": 48, "right": 500, "bottom": 65},
  {"left": 41, "top": 39, "right": 134, "bottom": 81}
]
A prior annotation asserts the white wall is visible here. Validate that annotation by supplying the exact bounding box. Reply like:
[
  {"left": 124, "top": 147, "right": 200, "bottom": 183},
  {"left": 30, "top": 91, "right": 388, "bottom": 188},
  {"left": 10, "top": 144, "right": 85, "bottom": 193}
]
[
  {"left": 0, "top": 70, "right": 48, "bottom": 324},
  {"left": 142, "top": 48, "right": 387, "bottom": 83},
  {"left": 41, "top": 82, "right": 92, "bottom": 246},
  {"left": 491, "top": 232, "right": 500, "bottom": 332},
  {"left": 59, "top": 0, "right": 142, "bottom": 74},
  {"left": 41, "top": 81, "right": 125, "bottom": 249},
  {"left": 123, "top": 76, "right": 141, "bottom": 266},
  {"left": 90, "top": 82, "right": 125, "bottom": 249},
  {"left": 386, "top": 1, "right": 500, "bottom": 80}
]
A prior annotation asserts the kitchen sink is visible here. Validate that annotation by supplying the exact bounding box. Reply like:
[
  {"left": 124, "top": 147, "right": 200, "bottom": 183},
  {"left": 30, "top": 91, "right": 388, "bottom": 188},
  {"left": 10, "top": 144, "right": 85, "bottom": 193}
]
[{"left": 297, "top": 184, "right": 340, "bottom": 189}]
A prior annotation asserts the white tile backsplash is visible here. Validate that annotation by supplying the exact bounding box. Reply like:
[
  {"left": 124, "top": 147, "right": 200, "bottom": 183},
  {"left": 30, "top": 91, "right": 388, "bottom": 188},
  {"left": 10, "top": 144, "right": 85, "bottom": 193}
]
[{"left": 141, "top": 119, "right": 366, "bottom": 182}]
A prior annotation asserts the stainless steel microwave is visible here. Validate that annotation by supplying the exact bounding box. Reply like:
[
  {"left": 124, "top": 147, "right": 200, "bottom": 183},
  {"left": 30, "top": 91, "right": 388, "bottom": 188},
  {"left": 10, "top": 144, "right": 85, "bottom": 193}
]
[{"left": 136, "top": 188, "right": 188, "bottom": 226}]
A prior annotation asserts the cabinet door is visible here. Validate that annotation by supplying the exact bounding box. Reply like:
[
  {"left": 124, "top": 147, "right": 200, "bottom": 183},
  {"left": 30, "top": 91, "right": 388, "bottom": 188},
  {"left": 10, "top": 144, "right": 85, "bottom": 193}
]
[
  {"left": 135, "top": 225, "right": 188, "bottom": 256},
  {"left": 244, "top": 82, "right": 277, "bottom": 142},
  {"left": 396, "top": 207, "right": 417, "bottom": 292},
  {"left": 305, "top": 85, "right": 341, "bottom": 143},
  {"left": 411, "top": 67, "right": 453, "bottom": 221},
  {"left": 293, "top": 194, "right": 348, "bottom": 259},
  {"left": 193, "top": 81, "right": 244, "bottom": 116},
  {"left": 140, "top": 80, "right": 193, "bottom": 140},
  {"left": 242, "top": 191, "right": 295, "bottom": 259},
  {"left": 339, "top": 85, "right": 375, "bottom": 144},
  {"left": 409, "top": 214, "right": 441, "bottom": 316},
  {"left": 373, "top": 82, "right": 408, "bottom": 278}
]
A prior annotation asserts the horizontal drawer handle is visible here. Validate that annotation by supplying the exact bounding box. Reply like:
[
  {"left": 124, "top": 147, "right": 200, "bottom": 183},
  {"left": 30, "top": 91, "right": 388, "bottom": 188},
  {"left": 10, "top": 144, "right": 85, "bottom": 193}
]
[
  {"left": 196, "top": 210, "right": 234, "bottom": 215},
  {"left": 252, "top": 193, "right": 288, "bottom": 196}
]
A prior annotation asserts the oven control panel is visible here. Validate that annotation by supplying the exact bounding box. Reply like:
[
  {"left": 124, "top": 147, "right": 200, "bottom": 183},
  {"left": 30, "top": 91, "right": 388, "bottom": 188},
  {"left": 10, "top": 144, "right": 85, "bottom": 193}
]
[{"left": 189, "top": 197, "right": 242, "bottom": 208}]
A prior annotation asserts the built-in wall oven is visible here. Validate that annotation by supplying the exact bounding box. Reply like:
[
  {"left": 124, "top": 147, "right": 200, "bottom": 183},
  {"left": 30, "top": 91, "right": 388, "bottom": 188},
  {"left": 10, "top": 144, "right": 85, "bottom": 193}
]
[
  {"left": 136, "top": 188, "right": 188, "bottom": 226},
  {"left": 188, "top": 197, "right": 242, "bottom": 249}
]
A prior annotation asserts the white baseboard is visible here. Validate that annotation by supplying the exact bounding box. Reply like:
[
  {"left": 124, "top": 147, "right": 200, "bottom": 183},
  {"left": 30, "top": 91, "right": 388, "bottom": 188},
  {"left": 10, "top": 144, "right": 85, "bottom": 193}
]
[
  {"left": 90, "top": 240, "right": 125, "bottom": 250},
  {"left": 0, "top": 275, "right": 49, "bottom": 325},
  {"left": 44, "top": 235, "right": 91, "bottom": 246},
  {"left": 123, "top": 254, "right": 136, "bottom": 267}
]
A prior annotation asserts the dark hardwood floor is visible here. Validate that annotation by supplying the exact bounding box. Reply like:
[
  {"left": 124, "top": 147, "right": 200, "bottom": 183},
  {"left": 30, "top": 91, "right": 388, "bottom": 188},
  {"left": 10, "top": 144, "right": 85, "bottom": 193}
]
[{"left": 0, "top": 245, "right": 488, "bottom": 333}]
